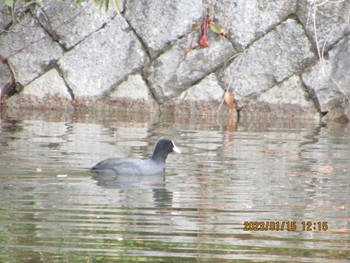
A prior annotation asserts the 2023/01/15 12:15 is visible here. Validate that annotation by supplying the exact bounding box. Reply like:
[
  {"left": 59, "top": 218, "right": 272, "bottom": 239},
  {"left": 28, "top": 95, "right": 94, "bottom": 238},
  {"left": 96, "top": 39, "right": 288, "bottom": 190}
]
[{"left": 243, "top": 221, "right": 329, "bottom": 231}]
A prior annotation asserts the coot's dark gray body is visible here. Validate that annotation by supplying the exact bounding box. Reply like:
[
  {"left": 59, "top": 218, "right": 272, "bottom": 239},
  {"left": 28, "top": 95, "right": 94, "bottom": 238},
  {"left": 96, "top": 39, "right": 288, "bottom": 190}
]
[{"left": 90, "top": 139, "right": 180, "bottom": 176}]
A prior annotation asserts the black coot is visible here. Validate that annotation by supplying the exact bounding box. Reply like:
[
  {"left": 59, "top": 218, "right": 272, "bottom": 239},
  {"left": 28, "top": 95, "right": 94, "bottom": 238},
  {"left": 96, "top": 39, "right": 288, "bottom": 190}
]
[{"left": 90, "top": 139, "right": 181, "bottom": 176}]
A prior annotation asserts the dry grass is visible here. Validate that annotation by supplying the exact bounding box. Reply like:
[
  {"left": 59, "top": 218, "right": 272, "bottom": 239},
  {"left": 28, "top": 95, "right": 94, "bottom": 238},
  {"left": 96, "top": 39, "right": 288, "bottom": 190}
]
[{"left": 309, "top": 0, "right": 350, "bottom": 102}]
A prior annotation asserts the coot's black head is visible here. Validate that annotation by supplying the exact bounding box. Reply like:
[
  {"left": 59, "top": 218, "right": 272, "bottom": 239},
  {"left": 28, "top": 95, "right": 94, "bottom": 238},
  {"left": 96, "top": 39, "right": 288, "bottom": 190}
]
[{"left": 151, "top": 139, "right": 181, "bottom": 162}]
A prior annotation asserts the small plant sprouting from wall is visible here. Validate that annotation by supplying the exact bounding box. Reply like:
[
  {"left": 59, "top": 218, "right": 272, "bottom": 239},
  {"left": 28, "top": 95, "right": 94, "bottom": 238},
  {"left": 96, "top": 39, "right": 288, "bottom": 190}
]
[{"left": 186, "top": 8, "right": 227, "bottom": 54}]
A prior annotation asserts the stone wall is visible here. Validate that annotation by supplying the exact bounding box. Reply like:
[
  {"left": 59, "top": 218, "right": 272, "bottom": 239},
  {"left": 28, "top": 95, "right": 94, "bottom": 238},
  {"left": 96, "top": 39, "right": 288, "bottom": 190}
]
[{"left": 1, "top": 0, "right": 350, "bottom": 122}]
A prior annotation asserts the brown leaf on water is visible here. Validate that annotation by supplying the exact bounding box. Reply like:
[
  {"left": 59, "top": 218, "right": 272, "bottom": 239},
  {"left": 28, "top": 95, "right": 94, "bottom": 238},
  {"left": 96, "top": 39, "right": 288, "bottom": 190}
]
[
  {"left": 322, "top": 165, "right": 333, "bottom": 174},
  {"left": 224, "top": 91, "right": 235, "bottom": 114},
  {"left": 261, "top": 150, "right": 290, "bottom": 156},
  {"left": 198, "top": 163, "right": 207, "bottom": 168},
  {"left": 336, "top": 205, "right": 346, "bottom": 210}
]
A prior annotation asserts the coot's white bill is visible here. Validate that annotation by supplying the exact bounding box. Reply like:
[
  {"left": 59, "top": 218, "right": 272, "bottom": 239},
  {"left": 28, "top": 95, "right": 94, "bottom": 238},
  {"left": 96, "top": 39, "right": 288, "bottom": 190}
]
[{"left": 172, "top": 140, "right": 181, "bottom": 153}]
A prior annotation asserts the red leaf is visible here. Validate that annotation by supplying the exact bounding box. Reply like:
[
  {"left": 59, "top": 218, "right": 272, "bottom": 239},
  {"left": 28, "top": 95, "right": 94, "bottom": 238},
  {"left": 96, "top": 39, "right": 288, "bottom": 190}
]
[{"left": 199, "top": 35, "right": 210, "bottom": 47}]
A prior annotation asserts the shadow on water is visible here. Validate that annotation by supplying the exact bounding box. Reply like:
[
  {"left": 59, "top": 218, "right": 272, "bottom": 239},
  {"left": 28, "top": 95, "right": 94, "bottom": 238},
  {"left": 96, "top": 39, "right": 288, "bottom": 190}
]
[{"left": 0, "top": 108, "right": 349, "bottom": 262}]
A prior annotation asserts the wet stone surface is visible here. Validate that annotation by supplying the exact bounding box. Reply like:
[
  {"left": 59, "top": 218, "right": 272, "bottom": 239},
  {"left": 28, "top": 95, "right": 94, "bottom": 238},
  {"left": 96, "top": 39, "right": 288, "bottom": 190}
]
[{"left": 0, "top": 0, "right": 350, "bottom": 122}]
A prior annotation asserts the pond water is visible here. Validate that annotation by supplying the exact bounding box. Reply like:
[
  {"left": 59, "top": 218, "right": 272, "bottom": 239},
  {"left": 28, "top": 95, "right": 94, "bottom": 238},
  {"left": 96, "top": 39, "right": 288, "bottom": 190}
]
[{"left": 0, "top": 109, "right": 349, "bottom": 262}]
